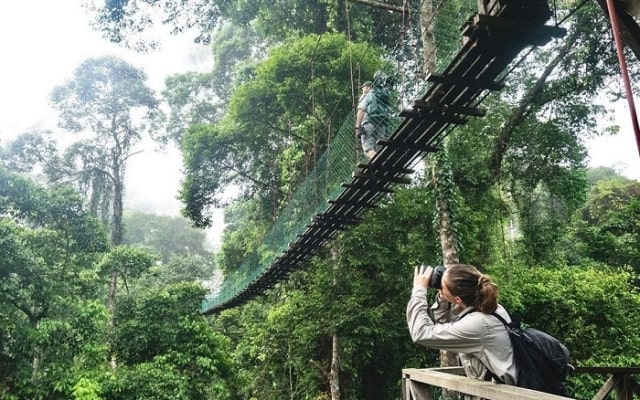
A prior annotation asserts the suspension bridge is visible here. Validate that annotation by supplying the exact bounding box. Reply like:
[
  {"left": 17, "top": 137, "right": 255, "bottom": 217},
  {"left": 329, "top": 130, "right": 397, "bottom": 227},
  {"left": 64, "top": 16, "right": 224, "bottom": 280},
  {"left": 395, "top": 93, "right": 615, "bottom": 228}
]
[{"left": 201, "top": 0, "right": 566, "bottom": 314}]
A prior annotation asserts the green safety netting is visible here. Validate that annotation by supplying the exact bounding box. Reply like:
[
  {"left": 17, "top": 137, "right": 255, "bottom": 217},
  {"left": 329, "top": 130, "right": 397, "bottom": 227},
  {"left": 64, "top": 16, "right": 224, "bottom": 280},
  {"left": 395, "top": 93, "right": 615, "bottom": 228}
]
[{"left": 201, "top": 0, "right": 480, "bottom": 312}]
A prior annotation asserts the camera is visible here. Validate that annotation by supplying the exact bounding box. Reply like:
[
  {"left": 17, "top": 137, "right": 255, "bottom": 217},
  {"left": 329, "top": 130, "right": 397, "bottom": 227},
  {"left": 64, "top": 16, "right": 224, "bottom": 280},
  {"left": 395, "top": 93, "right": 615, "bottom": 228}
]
[{"left": 429, "top": 265, "right": 446, "bottom": 289}]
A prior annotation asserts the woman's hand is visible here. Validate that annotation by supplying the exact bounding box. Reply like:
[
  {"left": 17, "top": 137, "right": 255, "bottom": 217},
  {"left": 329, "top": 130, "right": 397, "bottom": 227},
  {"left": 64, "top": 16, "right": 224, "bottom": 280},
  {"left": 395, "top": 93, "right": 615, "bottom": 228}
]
[{"left": 413, "top": 265, "right": 433, "bottom": 290}]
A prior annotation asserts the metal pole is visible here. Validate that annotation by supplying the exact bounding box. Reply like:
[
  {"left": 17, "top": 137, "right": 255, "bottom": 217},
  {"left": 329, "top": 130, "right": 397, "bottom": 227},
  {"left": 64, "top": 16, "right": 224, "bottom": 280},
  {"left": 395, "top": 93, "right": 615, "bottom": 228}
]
[{"left": 605, "top": 0, "right": 640, "bottom": 157}]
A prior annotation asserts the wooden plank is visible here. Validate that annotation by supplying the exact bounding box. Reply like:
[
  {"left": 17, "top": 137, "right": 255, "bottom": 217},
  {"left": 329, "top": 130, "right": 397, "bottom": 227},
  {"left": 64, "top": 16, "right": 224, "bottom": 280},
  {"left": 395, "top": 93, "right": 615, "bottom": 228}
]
[
  {"left": 592, "top": 374, "right": 619, "bottom": 400},
  {"left": 377, "top": 138, "right": 439, "bottom": 154},
  {"left": 403, "top": 368, "right": 575, "bottom": 400},
  {"left": 352, "top": 170, "right": 412, "bottom": 185},
  {"left": 314, "top": 213, "right": 362, "bottom": 225},
  {"left": 327, "top": 199, "right": 378, "bottom": 209},
  {"left": 357, "top": 163, "right": 414, "bottom": 174},
  {"left": 399, "top": 108, "right": 468, "bottom": 125},
  {"left": 574, "top": 367, "right": 640, "bottom": 374},
  {"left": 413, "top": 99, "right": 487, "bottom": 117},
  {"left": 426, "top": 72, "right": 505, "bottom": 91},
  {"left": 341, "top": 182, "right": 394, "bottom": 194}
]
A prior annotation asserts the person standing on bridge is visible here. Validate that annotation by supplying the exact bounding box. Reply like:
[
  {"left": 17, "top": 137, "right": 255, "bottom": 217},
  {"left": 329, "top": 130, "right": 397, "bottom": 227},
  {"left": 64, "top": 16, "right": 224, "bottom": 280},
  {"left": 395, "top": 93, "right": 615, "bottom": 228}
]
[
  {"left": 355, "top": 78, "right": 389, "bottom": 160},
  {"left": 406, "top": 264, "right": 517, "bottom": 386}
]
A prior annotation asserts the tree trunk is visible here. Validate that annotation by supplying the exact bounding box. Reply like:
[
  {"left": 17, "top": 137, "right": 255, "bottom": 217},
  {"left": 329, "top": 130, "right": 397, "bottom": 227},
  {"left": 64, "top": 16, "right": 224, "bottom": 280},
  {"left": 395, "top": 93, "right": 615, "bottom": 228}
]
[
  {"left": 431, "top": 156, "right": 460, "bottom": 382},
  {"left": 420, "top": 0, "right": 437, "bottom": 74},
  {"left": 329, "top": 333, "right": 341, "bottom": 400},
  {"left": 31, "top": 318, "right": 40, "bottom": 383},
  {"left": 421, "top": 2, "right": 460, "bottom": 397},
  {"left": 107, "top": 161, "right": 124, "bottom": 313},
  {"left": 329, "top": 245, "right": 341, "bottom": 400},
  {"left": 108, "top": 157, "right": 125, "bottom": 368}
]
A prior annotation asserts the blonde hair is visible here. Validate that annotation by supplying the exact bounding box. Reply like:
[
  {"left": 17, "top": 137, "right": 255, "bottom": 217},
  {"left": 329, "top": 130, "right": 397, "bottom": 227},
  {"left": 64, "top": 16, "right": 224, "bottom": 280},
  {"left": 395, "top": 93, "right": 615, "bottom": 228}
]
[{"left": 444, "top": 264, "right": 498, "bottom": 314}]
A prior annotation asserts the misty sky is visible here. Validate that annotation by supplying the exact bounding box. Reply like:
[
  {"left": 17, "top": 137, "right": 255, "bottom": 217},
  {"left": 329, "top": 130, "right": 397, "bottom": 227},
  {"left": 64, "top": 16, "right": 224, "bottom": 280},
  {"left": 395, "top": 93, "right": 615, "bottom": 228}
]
[{"left": 0, "top": 1, "right": 214, "bottom": 216}]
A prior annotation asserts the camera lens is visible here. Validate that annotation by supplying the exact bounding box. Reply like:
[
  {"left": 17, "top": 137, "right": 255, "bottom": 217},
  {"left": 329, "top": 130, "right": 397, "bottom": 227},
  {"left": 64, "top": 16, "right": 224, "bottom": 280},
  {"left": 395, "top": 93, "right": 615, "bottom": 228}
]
[{"left": 428, "top": 265, "right": 446, "bottom": 289}]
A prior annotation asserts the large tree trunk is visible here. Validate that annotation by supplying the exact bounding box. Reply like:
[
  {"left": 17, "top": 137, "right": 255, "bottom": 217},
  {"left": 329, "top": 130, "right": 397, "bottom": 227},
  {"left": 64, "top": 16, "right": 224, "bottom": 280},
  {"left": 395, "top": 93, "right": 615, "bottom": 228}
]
[
  {"left": 329, "top": 333, "right": 341, "bottom": 400},
  {"left": 329, "top": 245, "right": 341, "bottom": 400},
  {"left": 421, "top": 1, "right": 461, "bottom": 397},
  {"left": 107, "top": 160, "right": 124, "bottom": 315},
  {"left": 108, "top": 158, "right": 125, "bottom": 368},
  {"left": 431, "top": 156, "right": 461, "bottom": 381},
  {"left": 420, "top": 0, "right": 437, "bottom": 74}
]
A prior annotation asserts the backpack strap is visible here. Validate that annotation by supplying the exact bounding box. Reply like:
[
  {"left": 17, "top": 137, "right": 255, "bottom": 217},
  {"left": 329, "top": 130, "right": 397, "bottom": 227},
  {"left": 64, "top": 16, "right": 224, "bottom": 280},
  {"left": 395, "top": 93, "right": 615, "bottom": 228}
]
[
  {"left": 491, "top": 312, "right": 510, "bottom": 328},
  {"left": 460, "top": 309, "right": 507, "bottom": 384}
]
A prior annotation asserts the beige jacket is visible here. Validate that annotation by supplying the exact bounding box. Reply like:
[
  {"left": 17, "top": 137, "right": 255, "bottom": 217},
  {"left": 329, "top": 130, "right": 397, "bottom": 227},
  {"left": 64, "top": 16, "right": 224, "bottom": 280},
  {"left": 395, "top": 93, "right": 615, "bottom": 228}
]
[{"left": 407, "top": 288, "right": 517, "bottom": 385}]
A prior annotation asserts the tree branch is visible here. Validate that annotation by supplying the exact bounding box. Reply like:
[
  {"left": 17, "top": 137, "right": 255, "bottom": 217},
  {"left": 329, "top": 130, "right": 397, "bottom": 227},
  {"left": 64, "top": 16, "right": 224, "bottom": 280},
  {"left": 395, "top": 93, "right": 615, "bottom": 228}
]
[
  {"left": 349, "top": 0, "right": 407, "bottom": 13},
  {"left": 489, "top": 29, "right": 579, "bottom": 178}
]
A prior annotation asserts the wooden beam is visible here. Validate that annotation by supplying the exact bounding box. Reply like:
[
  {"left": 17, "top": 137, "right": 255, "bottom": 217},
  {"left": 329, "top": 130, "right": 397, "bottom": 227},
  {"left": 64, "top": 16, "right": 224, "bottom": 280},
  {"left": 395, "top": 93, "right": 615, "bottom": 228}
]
[
  {"left": 426, "top": 73, "right": 505, "bottom": 91},
  {"left": 328, "top": 199, "right": 378, "bottom": 209},
  {"left": 403, "top": 368, "right": 575, "bottom": 400},
  {"left": 400, "top": 108, "right": 468, "bottom": 125},
  {"left": 341, "top": 181, "right": 394, "bottom": 194},
  {"left": 592, "top": 374, "right": 620, "bottom": 400},
  {"left": 377, "top": 138, "right": 439, "bottom": 153},
  {"left": 356, "top": 163, "right": 414, "bottom": 174},
  {"left": 413, "top": 99, "right": 486, "bottom": 117},
  {"left": 353, "top": 170, "right": 412, "bottom": 185}
]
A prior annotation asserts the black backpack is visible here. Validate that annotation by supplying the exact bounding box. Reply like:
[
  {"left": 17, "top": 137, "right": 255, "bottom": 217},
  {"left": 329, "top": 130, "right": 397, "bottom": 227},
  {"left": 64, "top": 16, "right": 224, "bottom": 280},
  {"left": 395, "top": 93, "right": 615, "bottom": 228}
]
[{"left": 491, "top": 313, "right": 572, "bottom": 397}]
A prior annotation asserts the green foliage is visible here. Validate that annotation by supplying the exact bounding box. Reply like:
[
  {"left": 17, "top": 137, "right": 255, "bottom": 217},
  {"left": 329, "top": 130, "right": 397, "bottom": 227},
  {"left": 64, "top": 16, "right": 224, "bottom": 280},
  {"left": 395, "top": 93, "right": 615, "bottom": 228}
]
[
  {"left": 72, "top": 377, "right": 102, "bottom": 400},
  {"left": 87, "top": 0, "right": 406, "bottom": 50},
  {"left": 0, "top": 167, "right": 112, "bottom": 399},
  {"left": 50, "top": 56, "right": 159, "bottom": 135},
  {"left": 215, "top": 200, "right": 269, "bottom": 276},
  {"left": 122, "top": 211, "right": 211, "bottom": 263},
  {"left": 159, "top": 71, "right": 222, "bottom": 146},
  {"left": 50, "top": 55, "right": 160, "bottom": 245},
  {"left": 96, "top": 246, "right": 155, "bottom": 283},
  {"left": 180, "top": 33, "right": 383, "bottom": 228},
  {"left": 490, "top": 263, "right": 640, "bottom": 398},
  {"left": 569, "top": 177, "right": 640, "bottom": 269},
  {"left": 111, "top": 282, "right": 238, "bottom": 400},
  {"left": 0, "top": 130, "right": 58, "bottom": 174},
  {"left": 214, "top": 186, "right": 443, "bottom": 399}
]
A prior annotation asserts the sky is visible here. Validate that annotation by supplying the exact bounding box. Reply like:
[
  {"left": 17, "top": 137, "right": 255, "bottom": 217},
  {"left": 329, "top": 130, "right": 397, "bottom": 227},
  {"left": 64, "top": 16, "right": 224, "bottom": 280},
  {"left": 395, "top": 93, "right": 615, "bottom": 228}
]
[
  {"left": 0, "top": 2, "right": 638, "bottom": 226},
  {"left": 0, "top": 1, "right": 212, "bottom": 215}
]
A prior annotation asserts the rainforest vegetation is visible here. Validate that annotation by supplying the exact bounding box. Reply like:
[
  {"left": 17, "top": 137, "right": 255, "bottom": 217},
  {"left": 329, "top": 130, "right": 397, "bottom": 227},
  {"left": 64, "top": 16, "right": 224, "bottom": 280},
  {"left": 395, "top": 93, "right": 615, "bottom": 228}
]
[{"left": 1, "top": 0, "right": 639, "bottom": 399}]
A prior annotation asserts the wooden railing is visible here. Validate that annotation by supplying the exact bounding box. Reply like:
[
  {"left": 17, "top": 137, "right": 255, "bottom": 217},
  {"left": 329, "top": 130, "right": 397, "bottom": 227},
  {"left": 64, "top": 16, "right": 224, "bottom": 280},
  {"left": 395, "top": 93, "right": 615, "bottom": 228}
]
[
  {"left": 573, "top": 366, "right": 640, "bottom": 400},
  {"left": 403, "top": 366, "right": 640, "bottom": 400}
]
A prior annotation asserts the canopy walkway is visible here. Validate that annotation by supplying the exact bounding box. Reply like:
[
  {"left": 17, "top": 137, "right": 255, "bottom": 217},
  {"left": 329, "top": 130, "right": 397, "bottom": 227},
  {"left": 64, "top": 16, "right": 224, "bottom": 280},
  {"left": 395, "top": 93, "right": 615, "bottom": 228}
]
[{"left": 201, "top": 0, "right": 565, "bottom": 314}]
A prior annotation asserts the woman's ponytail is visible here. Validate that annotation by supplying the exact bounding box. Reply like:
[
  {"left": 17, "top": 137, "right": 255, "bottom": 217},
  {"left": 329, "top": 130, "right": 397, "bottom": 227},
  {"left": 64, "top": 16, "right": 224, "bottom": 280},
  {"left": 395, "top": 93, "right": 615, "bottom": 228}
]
[
  {"left": 445, "top": 264, "right": 498, "bottom": 314},
  {"left": 475, "top": 275, "right": 498, "bottom": 314}
]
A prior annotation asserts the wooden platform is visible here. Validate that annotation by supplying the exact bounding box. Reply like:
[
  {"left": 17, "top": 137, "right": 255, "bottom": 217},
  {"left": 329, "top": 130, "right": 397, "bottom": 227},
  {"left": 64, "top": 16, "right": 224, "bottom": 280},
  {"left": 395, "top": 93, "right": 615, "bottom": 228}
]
[{"left": 403, "top": 366, "right": 640, "bottom": 400}]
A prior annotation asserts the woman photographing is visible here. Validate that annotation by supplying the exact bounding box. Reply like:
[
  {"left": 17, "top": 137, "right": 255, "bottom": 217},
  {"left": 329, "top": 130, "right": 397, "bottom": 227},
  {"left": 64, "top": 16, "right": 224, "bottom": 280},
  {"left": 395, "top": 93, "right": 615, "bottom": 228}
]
[{"left": 406, "top": 264, "right": 517, "bottom": 385}]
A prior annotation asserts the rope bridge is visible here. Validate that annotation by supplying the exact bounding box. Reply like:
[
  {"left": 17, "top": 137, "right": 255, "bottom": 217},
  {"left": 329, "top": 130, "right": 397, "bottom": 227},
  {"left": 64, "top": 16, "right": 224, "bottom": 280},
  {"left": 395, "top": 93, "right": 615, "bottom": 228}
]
[{"left": 201, "top": 0, "right": 564, "bottom": 314}]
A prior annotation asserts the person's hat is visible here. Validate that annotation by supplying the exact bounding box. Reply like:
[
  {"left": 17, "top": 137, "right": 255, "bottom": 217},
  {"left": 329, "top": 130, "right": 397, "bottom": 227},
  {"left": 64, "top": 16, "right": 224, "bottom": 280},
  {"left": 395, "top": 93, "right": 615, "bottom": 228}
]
[{"left": 361, "top": 81, "right": 373, "bottom": 88}]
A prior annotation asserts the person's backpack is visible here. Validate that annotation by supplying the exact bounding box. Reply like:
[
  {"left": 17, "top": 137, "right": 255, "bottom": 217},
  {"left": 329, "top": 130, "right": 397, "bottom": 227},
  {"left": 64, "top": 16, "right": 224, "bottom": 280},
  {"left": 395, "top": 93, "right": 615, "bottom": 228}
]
[
  {"left": 491, "top": 313, "right": 573, "bottom": 396},
  {"left": 366, "top": 81, "right": 393, "bottom": 125}
]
